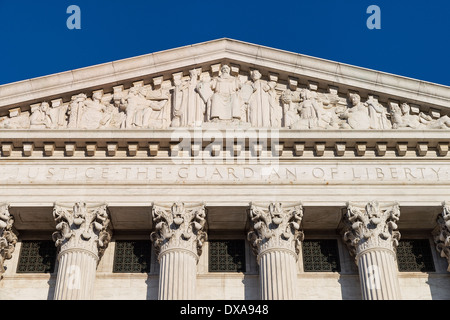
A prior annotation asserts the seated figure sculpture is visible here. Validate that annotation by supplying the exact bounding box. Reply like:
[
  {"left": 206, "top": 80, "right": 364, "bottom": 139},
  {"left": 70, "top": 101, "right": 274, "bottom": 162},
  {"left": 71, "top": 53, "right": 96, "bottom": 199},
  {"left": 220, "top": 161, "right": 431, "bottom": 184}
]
[{"left": 210, "top": 65, "right": 241, "bottom": 122}]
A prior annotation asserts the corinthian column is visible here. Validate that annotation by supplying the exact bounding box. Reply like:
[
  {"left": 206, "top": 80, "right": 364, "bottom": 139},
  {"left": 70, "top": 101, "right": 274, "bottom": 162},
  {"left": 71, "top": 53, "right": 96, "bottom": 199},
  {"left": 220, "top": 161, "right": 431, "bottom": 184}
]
[
  {"left": 52, "top": 202, "right": 112, "bottom": 300},
  {"left": 150, "top": 202, "right": 207, "bottom": 300},
  {"left": 0, "top": 204, "right": 18, "bottom": 280},
  {"left": 247, "top": 202, "right": 304, "bottom": 300},
  {"left": 341, "top": 200, "right": 401, "bottom": 300},
  {"left": 433, "top": 202, "right": 450, "bottom": 271}
]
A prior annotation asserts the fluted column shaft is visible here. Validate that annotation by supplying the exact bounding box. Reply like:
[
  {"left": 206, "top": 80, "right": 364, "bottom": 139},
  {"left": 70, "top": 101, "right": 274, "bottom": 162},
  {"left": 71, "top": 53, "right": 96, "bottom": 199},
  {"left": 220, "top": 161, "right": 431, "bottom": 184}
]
[
  {"left": 158, "top": 249, "right": 198, "bottom": 300},
  {"left": 357, "top": 248, "right": 401, "bottom": 300},
  {"left": 247, "top": 202, "right": 303, "bottom": 300},
  {"left": 258, "top": 249, "right": 297, "bottom": 300},
  {"left": 342, "top": 201, "right": 401, "bottom": 300},
  {"left": 151, "top": 202, "right": 207, "bottom": 300},
  {"left": 52, "top": 202, "right": 111, "bottom": 300},
  {"left": 54, "top": 249, "right": 98, "bottom": 300}
]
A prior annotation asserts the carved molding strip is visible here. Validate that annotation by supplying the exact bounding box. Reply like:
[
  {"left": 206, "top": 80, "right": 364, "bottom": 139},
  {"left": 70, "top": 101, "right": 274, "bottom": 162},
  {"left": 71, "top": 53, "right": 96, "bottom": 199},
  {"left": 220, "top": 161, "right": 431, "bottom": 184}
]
[{"left": 0, "top": 134, "right": 448, "bottom": 158}]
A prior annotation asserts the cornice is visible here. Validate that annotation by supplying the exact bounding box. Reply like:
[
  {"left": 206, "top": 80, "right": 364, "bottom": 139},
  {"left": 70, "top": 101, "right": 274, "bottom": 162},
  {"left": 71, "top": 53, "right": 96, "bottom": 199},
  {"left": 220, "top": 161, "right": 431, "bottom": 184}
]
[{"left": 0, "top": 129, "right": 448, "bottom": 159}]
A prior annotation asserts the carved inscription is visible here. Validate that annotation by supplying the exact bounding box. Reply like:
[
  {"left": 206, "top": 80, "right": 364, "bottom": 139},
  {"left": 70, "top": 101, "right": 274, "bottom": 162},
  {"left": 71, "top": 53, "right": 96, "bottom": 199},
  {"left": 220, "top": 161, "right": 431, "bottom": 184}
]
[{"left": 0, "top": 164, "right": 448, "bottom": 184}]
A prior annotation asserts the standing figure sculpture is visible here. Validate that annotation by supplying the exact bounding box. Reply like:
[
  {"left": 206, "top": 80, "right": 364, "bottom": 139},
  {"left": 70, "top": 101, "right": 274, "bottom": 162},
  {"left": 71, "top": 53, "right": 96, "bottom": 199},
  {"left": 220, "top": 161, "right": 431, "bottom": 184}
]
[
  {"left": 366, "top": 96, "right": 391, "bottom": 129},
  {"left": 248, "top": 69, "right": 271, "bottom": 127}
]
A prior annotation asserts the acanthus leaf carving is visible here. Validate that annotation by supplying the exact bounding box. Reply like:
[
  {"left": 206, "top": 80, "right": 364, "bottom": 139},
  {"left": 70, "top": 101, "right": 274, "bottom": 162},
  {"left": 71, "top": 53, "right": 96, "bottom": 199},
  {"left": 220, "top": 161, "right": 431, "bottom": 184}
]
[
  {"left": 0, "top": 203, "right": 18, "bottom": 278},
  {"left": 432, "top": 201, "right": 450, "bottom": 271},
  {"left": 247, "top": 202, "right": 304, "bottom": 259},
  {"left": 150, "top": 202, "right": 207, "bottom": 260},
  {"left": 52, "top": 202, "right": 112, "bottom": 260},
  {"left": 341, "top": 200, "right": 401, "bottom": 259}
]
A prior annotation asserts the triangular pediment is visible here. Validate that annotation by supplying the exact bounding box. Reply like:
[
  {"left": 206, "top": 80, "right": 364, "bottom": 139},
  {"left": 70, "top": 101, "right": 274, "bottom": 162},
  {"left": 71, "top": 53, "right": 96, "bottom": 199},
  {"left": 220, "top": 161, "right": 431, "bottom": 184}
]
[{"left": 1, "top": 38, "right": 450, "bottom": 131}]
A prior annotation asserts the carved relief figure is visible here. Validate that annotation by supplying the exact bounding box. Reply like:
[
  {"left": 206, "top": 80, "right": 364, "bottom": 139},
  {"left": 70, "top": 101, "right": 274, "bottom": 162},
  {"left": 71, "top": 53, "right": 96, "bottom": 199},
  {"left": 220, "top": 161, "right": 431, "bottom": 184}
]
[
  {"left": 281, "top": 89, "right": 300, "bottom": 128},
  {"left": 67, "top": 93, "right": 87, "bottom": 128},
  {"left": 142, "top": 87, "right": 170, "bottom": 129},
  {"left": 268, "top": 81, "right": 282, "bottom": 127},
  {"left": 79, "top": 91, "right": 111, "bottom": 129},
  {"left": 187, "top": 69, "right": 206, "bottom": 126},
  {"left": 390, "top": 103, "right": 427, "bottom": 129},
  {"left": 47, "top": 102, "right": 68, "bottom": 129},
  {"left": 390, "top": 102, "right": 450, "bottom": 129},
  {"left": 290, "top": 89, "right": 322, "bottom": 129},
  {"left": 171, "top": 75, "right": 187, "bottom": 127},
  {"left": 121, "top": 86, "right": 168, "bottom": 129},
  {"left": 30, "top": 102, "right": 52, "bottom": 129},
  {"left": 210, "top": 65, "right": 242, "bottom": 121},
  {"left": 0, "top": 109, "right": 30, "bottom": 129},
  {"left": 196, "top": 72, "right": 214, "bottom": 123},
  {"left": 172, "top": 69, "right": 205, "bottom": 127},
  {"left": 248, "top": 70, "right": 271, "bottom": 127},
  {"left": 339, "top": 93, "right": 371, "bottom": 129},
  {"left": 366, "top": 96, "right": 391, "bottom": 129}
]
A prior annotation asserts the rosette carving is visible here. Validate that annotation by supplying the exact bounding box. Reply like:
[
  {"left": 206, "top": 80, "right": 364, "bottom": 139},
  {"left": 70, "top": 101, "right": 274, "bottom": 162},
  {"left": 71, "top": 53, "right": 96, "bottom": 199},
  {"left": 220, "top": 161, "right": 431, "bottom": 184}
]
[
  {"left": 0, "top": 204, "right": 18, "bottom": 278},
  {"left": 342, "top": 201, "right": 401, "bottom": 258},
  {"left": 150, "top": 202, "right": 207, "bottom": 259},
  {"left": 52, "top": 202, "right": 112, "bottom": 259},
  {"left": 247, "top": 202, "right": 304, "bottom": 258}
]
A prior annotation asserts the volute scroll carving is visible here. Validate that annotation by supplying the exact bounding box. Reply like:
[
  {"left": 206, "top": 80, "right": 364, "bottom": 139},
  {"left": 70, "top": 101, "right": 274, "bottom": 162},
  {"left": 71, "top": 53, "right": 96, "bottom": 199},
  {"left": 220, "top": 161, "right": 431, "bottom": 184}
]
[
  {"left": 150, "top": 202, "right": 207, "bottom": 260},
  {"left": 52, "top": 202, "right": 112, "bottom": 260},
  {"left": 341, "top": 200, "right": 401, "bottom": 259},
  {"left": 247, "top": 202, "right": 304, "bottom": 259}
]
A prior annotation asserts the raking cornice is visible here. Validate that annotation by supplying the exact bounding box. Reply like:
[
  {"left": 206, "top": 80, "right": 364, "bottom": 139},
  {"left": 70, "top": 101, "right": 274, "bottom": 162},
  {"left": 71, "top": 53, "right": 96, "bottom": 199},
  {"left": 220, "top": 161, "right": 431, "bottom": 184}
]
[{"left": 1, "top": 38, "right": 450, "bottom": 113}]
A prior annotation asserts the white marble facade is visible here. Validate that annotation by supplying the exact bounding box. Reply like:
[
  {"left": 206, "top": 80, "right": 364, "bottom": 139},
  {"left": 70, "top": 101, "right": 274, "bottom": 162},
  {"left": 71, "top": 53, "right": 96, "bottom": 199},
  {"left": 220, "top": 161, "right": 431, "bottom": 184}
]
[{"left": 1, "top": 39, "right": 450, "bottom": 300}]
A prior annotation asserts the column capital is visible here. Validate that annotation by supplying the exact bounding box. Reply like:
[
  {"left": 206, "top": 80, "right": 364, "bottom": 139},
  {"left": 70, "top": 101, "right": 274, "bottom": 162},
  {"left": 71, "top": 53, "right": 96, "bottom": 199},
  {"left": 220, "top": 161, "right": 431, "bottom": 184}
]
[
  {"left": 52, "top": 202, "right": 112, "bottom": 260},
  {"left": 247, "top": 202, "right": 304, "bottom": 260},
  {"left": 341, "top": 200, "right": 401, "bottom": 259},
  {"left": 0, "top": 203, "right": 18, "bottom": 278},
  {"left": 150, "top": 202, "right": 207, "bottom": 260},
  {"left": 433, "top": 201, "right": 450, "bottom": 271}
]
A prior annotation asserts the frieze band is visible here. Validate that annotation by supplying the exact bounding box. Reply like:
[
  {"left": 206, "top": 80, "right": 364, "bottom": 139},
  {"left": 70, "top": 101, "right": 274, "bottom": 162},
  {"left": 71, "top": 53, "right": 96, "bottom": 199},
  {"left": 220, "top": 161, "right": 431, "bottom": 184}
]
[{"left": 2, "top": 63, "right": 450, "bottom": 131}]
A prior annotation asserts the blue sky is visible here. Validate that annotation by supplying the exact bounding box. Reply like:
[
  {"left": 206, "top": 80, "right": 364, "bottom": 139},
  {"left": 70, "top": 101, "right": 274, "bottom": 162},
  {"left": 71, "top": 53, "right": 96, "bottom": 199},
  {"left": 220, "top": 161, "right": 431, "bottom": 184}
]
[{"left": 0, "top": 0, "right": 449, "bottom": 86}]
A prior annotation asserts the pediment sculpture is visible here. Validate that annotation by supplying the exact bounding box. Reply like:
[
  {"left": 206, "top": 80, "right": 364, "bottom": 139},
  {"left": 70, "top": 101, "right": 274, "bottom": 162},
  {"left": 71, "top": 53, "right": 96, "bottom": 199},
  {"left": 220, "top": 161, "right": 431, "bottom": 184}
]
[{"left": 1, "top": 62, "right": 449, "bottom": 131}]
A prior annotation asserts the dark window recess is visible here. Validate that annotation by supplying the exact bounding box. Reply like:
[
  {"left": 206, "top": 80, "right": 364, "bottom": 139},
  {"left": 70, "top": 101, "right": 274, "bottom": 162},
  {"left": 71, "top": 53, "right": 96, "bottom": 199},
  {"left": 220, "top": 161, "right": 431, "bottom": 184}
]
[
  {"left": 302, "top": 239, "right": 341, "bottom": 272},
  {"left": 113, "top": 240, "right": 151, "bottom": 273},
  {"left": 209, "top": 240, "right": 246, "bottom": 272},
  {"left": 396, "top": 239, "right": 435, "bottom": 272},
  {"left": 17, "top": 240, "right": 57, "bottom": 273}
]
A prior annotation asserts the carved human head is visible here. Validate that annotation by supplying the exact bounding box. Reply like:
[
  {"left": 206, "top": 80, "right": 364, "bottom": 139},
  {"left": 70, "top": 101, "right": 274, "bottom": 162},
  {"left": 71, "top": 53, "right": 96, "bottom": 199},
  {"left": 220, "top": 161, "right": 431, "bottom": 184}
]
[
  {"left": 400, "top": 103, "right": 410, "bottom": 114},
  {"left": 189, "top": 69, "right": 200, "bottom": 79},
  {"left": 349, "top": 93, "right": 361, "bottom": 105},
  {"left": 221, "top": 64, "right": 231, "bottom": 75},
  {"left": 40, "top": 102, "right": 50, "bottom": 111},
  {"left": 92, "top": 91, "right": 103, "bottom": 101},
  {"left": 200, "top": 73, "right": 211, "bottom": 82},
  {"left": 251, "top": 70, "right": 262, "bottom": 81},
  {"left": 301, "top": 89, "right": 312, "bottom": 100}
]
